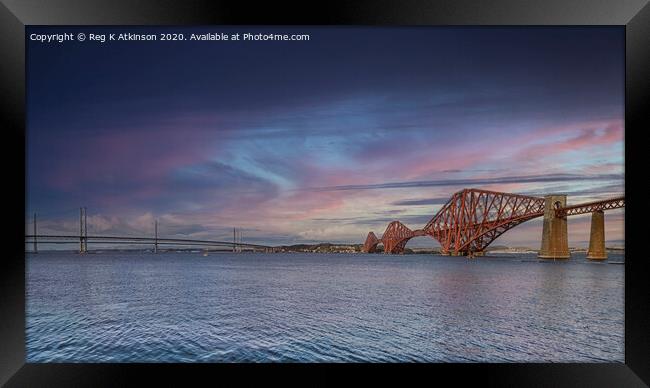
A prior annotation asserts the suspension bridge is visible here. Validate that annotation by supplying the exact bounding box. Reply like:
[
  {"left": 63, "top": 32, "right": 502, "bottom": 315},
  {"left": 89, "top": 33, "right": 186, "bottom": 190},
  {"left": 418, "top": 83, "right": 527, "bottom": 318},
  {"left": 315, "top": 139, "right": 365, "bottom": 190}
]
[
  {"left": 24, "top": 234, "right": 277, "bottom": 253},
  {"left": 25, "top": 207, "right": 276, "bottom": 253}
]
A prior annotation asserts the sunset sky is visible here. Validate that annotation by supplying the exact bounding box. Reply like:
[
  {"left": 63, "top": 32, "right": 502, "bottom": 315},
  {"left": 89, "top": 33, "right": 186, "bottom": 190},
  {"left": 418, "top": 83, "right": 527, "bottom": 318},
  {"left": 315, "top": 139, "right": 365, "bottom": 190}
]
[{"left": 26, "top": 27, "right": 624, "bottom": 248}]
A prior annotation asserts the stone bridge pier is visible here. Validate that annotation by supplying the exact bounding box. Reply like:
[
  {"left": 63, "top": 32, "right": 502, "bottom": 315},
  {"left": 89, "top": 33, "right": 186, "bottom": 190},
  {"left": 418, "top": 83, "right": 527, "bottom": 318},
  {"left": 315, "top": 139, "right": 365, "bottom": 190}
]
[
  {"left": 538, "top": 195, "right": 570, "bottom": 259},
  {"left": 586, "top": 210, "right": 607, "bottom": 260}
]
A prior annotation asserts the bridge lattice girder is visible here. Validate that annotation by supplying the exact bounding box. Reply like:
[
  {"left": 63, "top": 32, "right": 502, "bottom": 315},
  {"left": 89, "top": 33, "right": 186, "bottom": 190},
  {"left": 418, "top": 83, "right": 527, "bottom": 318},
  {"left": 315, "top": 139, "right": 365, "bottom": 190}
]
[
  {"left": 381, "top": 221, "right": 413, "bottom": 254},
  {"left": 364, "top": 188, "right": 625, "bottom": 256},
  {"left": 422, "top": 189, "right": 545, "bottom": 254},
  {"left": 379, "top": 221, "right": 427, "bottom": 254},
  {"left": 555, "top": 196, "right": 625, "bottom": 217},
  {"left": 362, "top": 231, "right": 380, "bottom": 253}
]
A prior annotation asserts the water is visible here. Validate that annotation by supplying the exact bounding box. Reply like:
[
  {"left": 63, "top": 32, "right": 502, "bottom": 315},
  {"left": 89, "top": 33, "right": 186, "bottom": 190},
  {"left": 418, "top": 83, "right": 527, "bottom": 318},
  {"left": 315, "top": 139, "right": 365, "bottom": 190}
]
[{"left": 26, "top": 251, "right": 624, "bottom": 362}]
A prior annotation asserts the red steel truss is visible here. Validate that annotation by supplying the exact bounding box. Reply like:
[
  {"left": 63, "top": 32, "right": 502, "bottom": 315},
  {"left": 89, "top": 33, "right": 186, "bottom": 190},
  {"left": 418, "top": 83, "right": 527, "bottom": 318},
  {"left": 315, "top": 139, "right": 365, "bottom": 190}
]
[
  {"left": 380, "top": 221, "right": 427, "bottom": 254},
  {"left": 555, "top": 196, "right": 625, "bottom": 217},
  {"left": 364, "top": 188, "right": 625, "bottom": 255},
  {"left": 362, "top": 221, "right": 426, "bottom": 254},
  {"left": 422, "top": 189, "right": 545, "bottom": 255},
  {"left": 363, "top": 231, "right": 380, "bottom": 253}
]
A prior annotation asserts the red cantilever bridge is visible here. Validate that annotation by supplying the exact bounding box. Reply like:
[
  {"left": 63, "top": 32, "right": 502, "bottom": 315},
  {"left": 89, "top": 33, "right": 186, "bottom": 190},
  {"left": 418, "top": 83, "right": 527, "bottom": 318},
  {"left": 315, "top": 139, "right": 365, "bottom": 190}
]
[{"left": 363, "top": 188, "right": 624, "bottom": 260}]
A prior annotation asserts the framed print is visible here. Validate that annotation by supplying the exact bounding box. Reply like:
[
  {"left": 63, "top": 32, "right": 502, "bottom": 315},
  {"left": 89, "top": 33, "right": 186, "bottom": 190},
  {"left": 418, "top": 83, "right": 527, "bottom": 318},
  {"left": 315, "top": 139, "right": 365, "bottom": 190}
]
[{"left": 1, "top": 0, "right": 648, "bottom": 386}]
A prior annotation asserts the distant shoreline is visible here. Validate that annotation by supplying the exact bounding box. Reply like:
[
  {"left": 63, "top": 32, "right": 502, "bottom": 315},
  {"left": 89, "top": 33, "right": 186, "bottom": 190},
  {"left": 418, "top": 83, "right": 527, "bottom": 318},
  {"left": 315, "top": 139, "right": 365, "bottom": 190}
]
[{"left": 26, "top": 244, "right": 625, "bottom": 255}]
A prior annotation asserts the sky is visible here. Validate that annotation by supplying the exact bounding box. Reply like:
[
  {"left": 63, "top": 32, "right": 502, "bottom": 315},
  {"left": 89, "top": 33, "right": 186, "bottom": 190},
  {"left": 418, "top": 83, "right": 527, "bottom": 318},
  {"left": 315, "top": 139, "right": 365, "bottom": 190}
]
[{"left": 26, "top": 26, "right": 625, "bottom": 248}]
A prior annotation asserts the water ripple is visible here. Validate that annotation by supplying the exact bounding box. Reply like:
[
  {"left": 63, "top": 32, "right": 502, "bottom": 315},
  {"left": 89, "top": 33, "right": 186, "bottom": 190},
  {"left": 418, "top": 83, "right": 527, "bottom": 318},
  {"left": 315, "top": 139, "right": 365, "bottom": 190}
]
[{"left": 26, "top": 251, "right": 624, "bottom": 362}]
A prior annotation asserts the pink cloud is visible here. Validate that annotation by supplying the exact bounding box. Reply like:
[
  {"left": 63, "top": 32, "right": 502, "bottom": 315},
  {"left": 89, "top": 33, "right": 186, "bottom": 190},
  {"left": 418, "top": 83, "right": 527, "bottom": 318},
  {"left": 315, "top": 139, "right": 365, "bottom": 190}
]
[
  {"left": 46, "top": 125, "right": 221, "bottom": 193},
  {"left": 381, "top": 118, "right": 623, "bottom": 182},
  {"left": 511, "top": 120, "right": 623, "bottom": 162}
]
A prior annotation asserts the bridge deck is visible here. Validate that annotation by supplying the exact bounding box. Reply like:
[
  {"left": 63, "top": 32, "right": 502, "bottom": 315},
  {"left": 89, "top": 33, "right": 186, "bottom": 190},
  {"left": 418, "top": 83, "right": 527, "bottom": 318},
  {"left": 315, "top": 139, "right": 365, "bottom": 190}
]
[{"left": 24, "top": 234, "right": 272, "bottom": 249}]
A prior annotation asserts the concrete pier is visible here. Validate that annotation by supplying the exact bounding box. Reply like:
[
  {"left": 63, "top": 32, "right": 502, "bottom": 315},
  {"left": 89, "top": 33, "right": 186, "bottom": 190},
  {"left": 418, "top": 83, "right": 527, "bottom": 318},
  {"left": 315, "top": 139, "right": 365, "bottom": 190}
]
[
  {"left": 586, "top": 210, "right": 607, "bottom": 260},
  {"left": 538, "top": 195, "right": 570, "bottom": 259}
]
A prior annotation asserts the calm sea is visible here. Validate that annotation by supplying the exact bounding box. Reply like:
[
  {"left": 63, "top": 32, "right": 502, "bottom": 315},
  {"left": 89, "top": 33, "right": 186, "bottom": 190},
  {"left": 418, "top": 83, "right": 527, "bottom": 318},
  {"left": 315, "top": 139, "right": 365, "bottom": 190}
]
[{"left": 26, "top": 251, "right": 624, "bottom": 362}]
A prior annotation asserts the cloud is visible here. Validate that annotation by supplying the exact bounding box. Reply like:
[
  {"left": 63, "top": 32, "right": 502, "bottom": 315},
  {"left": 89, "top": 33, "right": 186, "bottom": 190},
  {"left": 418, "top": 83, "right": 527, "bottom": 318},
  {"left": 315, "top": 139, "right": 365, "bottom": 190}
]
[
  {"left": 303, "top": 173, "right": 623, "bottom": 193},
  {"left": 392, "top": 183, "right": 624, "bottom": 207},
  {"left": 391, "top": 197, "right": 451, "bottom": 206},
  {"left": 27, "top": 28, "right": 625, "bottom": 247},
  {"left": 511, "top": 120, "right": 623, "bottom": 162},
  {"left": 517, "top": 183, "right": 624, "bottom": 198}
]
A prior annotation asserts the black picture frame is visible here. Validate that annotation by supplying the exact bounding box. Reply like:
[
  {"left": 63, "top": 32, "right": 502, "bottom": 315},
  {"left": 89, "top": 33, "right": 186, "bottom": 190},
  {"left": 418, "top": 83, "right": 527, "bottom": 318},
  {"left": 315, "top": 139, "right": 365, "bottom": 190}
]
[{"left": 1, "top": 0, "right": 648, "bottom": 386}]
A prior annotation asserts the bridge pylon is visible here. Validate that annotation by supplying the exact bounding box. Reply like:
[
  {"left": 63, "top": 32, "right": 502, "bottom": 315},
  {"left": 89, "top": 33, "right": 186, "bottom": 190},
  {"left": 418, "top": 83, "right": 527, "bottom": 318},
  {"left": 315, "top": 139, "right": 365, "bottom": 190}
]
[
  {"left": 79, "top": 207, "right": 88, "bottom": 254},
  {"left": 586, "top": 210, "right": 607, "bottom": 260},
  {"left": 538, "top": 195, "right": 570, "bottom": 260}
]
